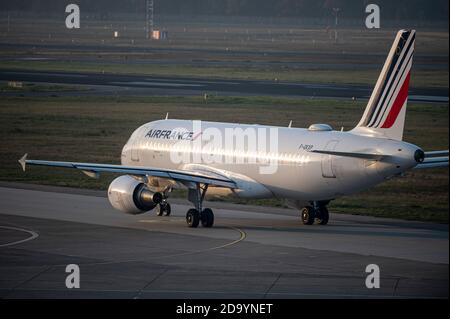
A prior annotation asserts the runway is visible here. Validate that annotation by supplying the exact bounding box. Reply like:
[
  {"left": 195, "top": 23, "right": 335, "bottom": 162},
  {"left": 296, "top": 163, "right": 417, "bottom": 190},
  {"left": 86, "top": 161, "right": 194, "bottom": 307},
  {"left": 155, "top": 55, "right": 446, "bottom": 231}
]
[
  {"left": 0, "top": 69, "right": 448, "bottom": 103},
  {"left": 0, "top": 184, "right": 448, "bottom": 298}
]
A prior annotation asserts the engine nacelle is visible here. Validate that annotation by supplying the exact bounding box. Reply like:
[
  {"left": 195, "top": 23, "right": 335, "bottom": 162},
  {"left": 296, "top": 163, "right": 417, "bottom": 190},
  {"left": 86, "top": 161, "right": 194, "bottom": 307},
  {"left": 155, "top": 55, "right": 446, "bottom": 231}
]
[{"left": 107, "top": 175, "right": 162, "bottom": 215}]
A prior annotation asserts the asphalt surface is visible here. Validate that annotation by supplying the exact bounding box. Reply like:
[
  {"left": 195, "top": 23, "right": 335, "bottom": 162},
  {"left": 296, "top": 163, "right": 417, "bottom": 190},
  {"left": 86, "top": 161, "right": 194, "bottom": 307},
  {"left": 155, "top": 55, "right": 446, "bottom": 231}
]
[
  {"left": 1, "top": 69, "right": 448, "bottom": 102},
  {"left": 0, "top": 184, "right": 448, "bottom": 299}
]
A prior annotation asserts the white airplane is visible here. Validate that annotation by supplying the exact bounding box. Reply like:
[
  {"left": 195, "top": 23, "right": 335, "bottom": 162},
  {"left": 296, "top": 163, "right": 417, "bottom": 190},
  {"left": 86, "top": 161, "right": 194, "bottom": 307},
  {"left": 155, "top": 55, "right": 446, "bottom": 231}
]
[{"left": 19, "top": 30, "right": 448, "bottom": 227}]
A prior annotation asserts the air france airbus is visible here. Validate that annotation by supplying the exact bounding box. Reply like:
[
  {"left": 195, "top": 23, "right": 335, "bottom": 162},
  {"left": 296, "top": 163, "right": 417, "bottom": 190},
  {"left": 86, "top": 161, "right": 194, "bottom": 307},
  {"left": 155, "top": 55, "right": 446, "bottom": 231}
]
[{"left": 19, "top": 30, "right": 448, "bottom": 227}]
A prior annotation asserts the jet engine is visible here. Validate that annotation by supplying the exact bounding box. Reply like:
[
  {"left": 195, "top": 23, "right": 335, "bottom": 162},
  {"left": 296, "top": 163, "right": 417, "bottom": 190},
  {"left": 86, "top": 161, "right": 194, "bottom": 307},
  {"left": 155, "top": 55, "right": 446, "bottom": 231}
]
[{"left": 107, "top": 175, "right": 163, "bottom": 214}]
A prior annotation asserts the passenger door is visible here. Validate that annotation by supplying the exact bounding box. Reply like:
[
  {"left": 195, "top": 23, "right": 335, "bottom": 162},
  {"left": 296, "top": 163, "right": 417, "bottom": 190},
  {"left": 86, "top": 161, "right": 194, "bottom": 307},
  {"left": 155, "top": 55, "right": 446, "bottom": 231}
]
[{"left": 131, "top": 126, "right": 146, "bottom": 162}]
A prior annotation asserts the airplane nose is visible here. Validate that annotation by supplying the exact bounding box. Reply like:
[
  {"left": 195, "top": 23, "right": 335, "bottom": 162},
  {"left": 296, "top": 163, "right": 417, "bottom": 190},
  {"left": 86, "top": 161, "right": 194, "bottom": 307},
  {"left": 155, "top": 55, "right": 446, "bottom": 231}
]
[{"left": 414, "top": 149, "right": 425, "bottom": 163}]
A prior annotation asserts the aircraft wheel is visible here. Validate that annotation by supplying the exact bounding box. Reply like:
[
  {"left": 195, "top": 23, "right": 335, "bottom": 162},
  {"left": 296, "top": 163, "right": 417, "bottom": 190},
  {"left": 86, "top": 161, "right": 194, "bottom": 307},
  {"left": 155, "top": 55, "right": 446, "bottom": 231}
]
[
  {"left": 163, "top": 202, "right": 171, "bottom": 216},
  {"left": 157, "top": 202, "right": 171, "bottom": 216},
  {"left": 201, "top": 208, "right": 214, "bottom": 228},
  {"left": 316, "top": 206, "right": 329, "bottom": 225},
  {"left": 186, "top": 209, "right": 200, "bottom": 228},
  {"left": 301, "top": 206, "right": 316, "bottom": 225},
  {"left": 156, "top": 204, "right": 164, "bottom": 216}
]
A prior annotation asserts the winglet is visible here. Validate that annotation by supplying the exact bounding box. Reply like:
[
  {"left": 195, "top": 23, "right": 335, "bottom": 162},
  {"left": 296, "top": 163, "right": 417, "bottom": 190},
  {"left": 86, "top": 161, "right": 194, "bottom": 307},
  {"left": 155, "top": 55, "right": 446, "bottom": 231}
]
[{"left": 19, "top": 153, "right": 28, "bottom": 171}]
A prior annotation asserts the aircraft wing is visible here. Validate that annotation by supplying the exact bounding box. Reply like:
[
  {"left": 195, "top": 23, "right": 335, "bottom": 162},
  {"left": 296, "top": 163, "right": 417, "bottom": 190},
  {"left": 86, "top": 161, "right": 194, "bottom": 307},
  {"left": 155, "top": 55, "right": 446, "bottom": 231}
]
[
  {"left": 415, "top": 150, "right": 449, "bottom": 169},
  {"left": 18, "top": 154, "right": 237, "bottom": 189}
]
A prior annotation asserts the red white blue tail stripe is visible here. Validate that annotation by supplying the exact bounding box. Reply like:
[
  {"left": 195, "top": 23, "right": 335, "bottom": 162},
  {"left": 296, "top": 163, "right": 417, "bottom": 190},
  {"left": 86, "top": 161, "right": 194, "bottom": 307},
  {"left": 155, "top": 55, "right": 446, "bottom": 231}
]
[{"left": 358, "top": 30, "right": 415, "bottom": 135}]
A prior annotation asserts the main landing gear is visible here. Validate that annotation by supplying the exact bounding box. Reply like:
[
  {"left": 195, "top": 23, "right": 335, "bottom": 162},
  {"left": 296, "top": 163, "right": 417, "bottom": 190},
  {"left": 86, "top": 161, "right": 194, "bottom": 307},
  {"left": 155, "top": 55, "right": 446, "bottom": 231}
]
[
  {"left": 152, "top": 183, "right": 214, "bottom": 228},
  {"left": 156, "top": 200, "right": 171, "bottom": 216},
  {"left": 186, "top": 183, "right": 214, "bottom": 228},
  {"left": 152, "top": 188, "right": 171, "bottom": 217},
  {"left": 301, "top": 202, "right": 330, "bottom": 225}
]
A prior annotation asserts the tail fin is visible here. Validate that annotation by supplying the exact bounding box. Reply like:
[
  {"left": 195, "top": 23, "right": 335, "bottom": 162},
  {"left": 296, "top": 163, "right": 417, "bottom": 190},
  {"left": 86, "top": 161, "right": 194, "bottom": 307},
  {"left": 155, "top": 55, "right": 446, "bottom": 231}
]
[{"left": 353, "top": 30, "right": 415, "bottom": 140}]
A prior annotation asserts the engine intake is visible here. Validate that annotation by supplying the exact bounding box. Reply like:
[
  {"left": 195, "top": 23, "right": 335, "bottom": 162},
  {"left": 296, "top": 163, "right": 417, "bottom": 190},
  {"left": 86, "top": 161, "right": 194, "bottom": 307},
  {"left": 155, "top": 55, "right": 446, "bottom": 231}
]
[{"left": 108, "top": 175, "right": 161, "bottom": 214}]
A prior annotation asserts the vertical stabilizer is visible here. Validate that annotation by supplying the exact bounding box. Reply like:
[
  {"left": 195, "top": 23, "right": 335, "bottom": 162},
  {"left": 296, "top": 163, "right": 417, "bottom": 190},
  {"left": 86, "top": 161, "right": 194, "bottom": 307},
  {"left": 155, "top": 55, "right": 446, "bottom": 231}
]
[{"left": 352, "top": 30, "right": 415, "bottom": 140}]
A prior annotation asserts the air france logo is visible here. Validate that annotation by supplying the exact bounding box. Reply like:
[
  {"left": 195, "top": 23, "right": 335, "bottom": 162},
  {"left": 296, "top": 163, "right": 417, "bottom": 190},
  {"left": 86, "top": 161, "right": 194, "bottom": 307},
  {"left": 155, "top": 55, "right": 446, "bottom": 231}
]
[{"left": 145, "top": 129, "right": 195, "bottom": 141}]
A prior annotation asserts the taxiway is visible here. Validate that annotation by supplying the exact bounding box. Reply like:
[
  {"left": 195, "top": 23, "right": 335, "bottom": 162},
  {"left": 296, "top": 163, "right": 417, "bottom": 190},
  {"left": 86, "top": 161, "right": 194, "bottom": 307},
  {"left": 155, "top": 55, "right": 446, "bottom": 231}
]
[
  {"left": 0, "top": 184, "right": 448, "bottom": 298},
  {"left": 0, "top": 69, "right": 448, "bottom": 103}
]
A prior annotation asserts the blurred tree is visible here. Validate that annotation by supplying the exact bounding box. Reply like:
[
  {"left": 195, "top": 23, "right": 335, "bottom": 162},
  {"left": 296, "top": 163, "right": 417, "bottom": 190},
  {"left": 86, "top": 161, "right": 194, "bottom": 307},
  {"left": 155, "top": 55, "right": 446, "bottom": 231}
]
[{"left": 0, "top": 0, "right": 448, "bottom": 22}]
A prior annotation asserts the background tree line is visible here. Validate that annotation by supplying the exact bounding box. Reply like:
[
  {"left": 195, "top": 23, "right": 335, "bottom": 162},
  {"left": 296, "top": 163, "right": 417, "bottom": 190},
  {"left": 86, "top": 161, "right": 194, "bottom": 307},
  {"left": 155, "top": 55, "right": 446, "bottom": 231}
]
[{"left": 1, "top": 0, "right": 448, "bottom": 21}]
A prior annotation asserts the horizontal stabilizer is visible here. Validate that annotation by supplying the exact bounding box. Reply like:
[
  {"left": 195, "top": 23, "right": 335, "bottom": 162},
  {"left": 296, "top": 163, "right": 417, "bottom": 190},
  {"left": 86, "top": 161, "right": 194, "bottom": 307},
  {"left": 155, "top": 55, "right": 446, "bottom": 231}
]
[
  {"left": 422, "top": 156, "right": 449, "bottom": 164},
  {"left": 415, "top": 162, "right": 449, "bottom": 169},
  {"left": 424, "top": 150, "right": 449, "bottom": 158},
  {"left": 415, "top": 150, "right": 449, "bottom": 169},
  {"left": 310, "top": 150, "right": 386, "bottom": 160}
]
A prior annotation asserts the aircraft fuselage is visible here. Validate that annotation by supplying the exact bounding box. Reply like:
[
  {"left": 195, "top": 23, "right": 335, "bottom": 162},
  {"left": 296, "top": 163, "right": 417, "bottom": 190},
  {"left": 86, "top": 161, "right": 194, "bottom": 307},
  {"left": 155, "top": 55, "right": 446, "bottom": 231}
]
[{"left": 121, "top": 119, "right": 421, "bottom": 203}]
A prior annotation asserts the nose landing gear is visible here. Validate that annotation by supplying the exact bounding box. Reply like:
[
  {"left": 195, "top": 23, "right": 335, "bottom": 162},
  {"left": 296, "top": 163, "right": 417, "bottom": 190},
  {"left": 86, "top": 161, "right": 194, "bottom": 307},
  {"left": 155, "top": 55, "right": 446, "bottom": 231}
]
[
  {"left": 301, "top": 206, "right": 316, "bottom": 225},
  {"left": 316, "top": 206, "right": 329, "bottom": 225},
  {"left": 301, "top": 202, "right": 330, "bottom": 225}
]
